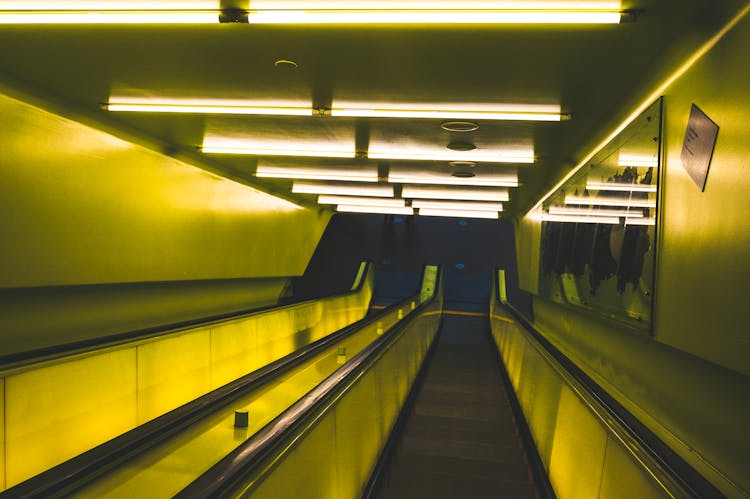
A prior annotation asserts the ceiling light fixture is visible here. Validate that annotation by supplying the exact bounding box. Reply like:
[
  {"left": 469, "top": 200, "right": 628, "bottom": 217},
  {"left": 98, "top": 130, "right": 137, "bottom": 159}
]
[
  {"left": 333, "top": 108, "right": 565, "bottom": 121},
  {"left": 369, "top": 150, "right": 533, "bottom": 164},
  {"left": 625, "top": 217, "right": 656, "bottom": 226},
  {"left": 292, "top": 181, "right": 393, "bottom": 197},
  {"left": 256, "top": 166, "right": 378, "bottom": 182},
  {"left": 318, "top": 195, "right": 406, "bottom": 207},
  {"left": 202, "top": 146, "right": 355, "bottom": 158},
  {"left": 618, "top": 154, "right": 659, "bottom": 168},
  {"left": 418, "top": 208, "right": 500, "bottom": 219},
  {"left": 403, "top": 186, "right": 509, "bottom": 202},
  {"left": 337, "top": 205, "right": 414, "bottom": 216},
  {"left": 388, "top": 170, "right": 518, "bottom": 187},
  {"left": 548, "top": 206, "right": 643, "bottom": 218},
  {"left": 537, "top": 213, "right": 620, "bottom": 224},
  {"left": 107, "top": 102, "right": 313, "bottom": 116},
  {"left": 411, "top": 200, "right": 503, "bottom": 212},
  {"left": 565, "top": 195, "right": 656, "bottom": 208},
  {"left": 586, "top": 181, "right": 657, "bottom": 193}
]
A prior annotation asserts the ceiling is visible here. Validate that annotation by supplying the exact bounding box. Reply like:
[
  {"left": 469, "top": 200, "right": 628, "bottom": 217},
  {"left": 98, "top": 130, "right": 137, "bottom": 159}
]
[{"left": 0, "top": 0, "right": 743, "bottom": 218}]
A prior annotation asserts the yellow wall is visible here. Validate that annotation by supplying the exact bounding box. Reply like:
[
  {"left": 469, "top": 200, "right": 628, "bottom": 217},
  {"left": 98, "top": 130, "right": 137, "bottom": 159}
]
[
  {"left": 0, "top": 89, "right": 329, "bottom": 288},
  {"left": 513, "top": 7, "right": 750, "bottom": 497}
]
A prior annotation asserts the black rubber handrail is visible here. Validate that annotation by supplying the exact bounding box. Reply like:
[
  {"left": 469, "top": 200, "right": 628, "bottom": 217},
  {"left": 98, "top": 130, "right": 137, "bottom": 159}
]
[
  {"left": 493, "top": 276, "right": 723, "bottom": 498},
  {"left": 0, "top": 262, "right": 373, "bottom": 373},
  {"left": 176, "top": 266, "right": 442, "bottom": 499},
  {"left": 0, "top": 266, "right": 411, "bottom": 499}
]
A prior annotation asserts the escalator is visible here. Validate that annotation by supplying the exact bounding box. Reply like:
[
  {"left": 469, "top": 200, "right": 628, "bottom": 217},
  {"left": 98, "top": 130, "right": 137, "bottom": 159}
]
[{"left": 371, "top": 313, "right": 542, "bottom": 499}]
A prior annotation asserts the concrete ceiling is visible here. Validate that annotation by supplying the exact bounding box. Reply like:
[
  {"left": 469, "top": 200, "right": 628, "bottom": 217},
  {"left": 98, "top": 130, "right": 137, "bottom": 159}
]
[{"left": 0, "top": 0, "right": 743, "bottom": 218}]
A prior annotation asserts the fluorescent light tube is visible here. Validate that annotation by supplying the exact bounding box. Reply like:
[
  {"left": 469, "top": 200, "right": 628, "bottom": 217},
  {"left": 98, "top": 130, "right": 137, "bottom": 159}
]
[
  {"left": 337, "top": 205, "right": 414, "bottom": 215},
  {"left": 332, "top": 108, "right": 563, "bottom": 121},
  {"left": 418, "top": 208, "right": 500, "bottom": 219},
  {"left": 292, "top": 181, "right": 393, "bottom": 197},
  {"left": 403, "top": 186, "right": 509, "bottom": 202},
  {"left": 388, "top": 170, "right": 518, "bottom": 187},
  {"left": 411, "top": 200, "right": 503, "bottom": 211},
  {"left": 256, "top": 166, "right": 378, "bottom": 182},
  {"left": 202, "top": 147, "right": 355, "bottom": 158},
  {"left": 538, "top": 213, "right": 620, "bottom": 224},
  {"left": 318, "top": 195, "right": 405, "bottom": 207},
  {"left": 370, "top": 150, "right": 533, "bottom": 164},
  {"left": 548, "top": 206, "right": 643, "bottom": 218},
  {"left": 618, "top": 154, "right": 658, "bottom": 168},
  {"left": 586, "top": 181, "right": 657, "bottom": 193},
  {"left": 625, "top": 217, "right": 656, "bottom": 226},
  {"left": 107, "top": 103, "right": 313, "bottom": 116},
  {"left": 0, "top": 11, "right": 217, "bottom": 24},
  {"left": 565, "top": 195, "right": 656, "bottom": 209},
  {"left": 245, "top": 10, "right": 622, "bottom": 25}
]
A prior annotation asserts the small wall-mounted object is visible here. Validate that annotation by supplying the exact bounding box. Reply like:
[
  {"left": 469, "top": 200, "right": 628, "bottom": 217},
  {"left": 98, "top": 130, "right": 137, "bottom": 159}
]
[
  {"left": 234, "top": 410, "right": 249, "bottom": 428},
  {"left": 680, "top": 104, "right": 719, "bottom": 191}
]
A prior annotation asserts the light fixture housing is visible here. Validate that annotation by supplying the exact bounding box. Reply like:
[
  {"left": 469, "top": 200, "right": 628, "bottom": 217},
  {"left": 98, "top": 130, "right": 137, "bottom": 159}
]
[
  {"left": 256, "top": 165, "right": 378, "bottom": 182},
  {"left": 107, "top": 102, "right": 313, "bottom": 116},
  {"left": 537, "top": 213, "right": 620, "bottom": 224},
  {"left": 403, "top": 186, "right": 509, "bottom": 202},
  {"left": 388, "top": 169, "right": 518, "bottom": 187},
  {"left": 548, "top": 206, "right": 643, "bottom": 218},
  {"left": 618, "top": 153, "right": 659, "bottom": 168},
  {"left": 337, "top": 205, "right": 414, "bottom": 216},
  {"left": 318, "top": 195, "right": 406, "bottom": 207},
  {"left": 369, "top": 150, "right": 533, "bottom": 164},
  {"left": 565, "top": 195, "right": 656, "bottom": 208},
  {"left": 292, "top": 181, "right": 393, "bottom": 197},
  {"left": 331, "top": 107, "right": 564, "bottom": 121},
  {"left": 202, "top": 145, "right": 355, "bottom": 159},
  {"left": 418, "top": 208, "right": 500, "bottom": 219},
  {"left": 586, "top": 181, "right": 657, "bottom": 193},
  {"left": 625, "top": 217, "right": 657, "bottom": 226},
  {"left": 411, "top": 200, "right": 503, "bottom": 212}
]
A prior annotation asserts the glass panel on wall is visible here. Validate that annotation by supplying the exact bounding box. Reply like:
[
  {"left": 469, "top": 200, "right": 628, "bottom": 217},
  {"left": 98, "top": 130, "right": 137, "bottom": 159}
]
[{"left": 538, "top": 98, "right": 662, "bottom": 331}]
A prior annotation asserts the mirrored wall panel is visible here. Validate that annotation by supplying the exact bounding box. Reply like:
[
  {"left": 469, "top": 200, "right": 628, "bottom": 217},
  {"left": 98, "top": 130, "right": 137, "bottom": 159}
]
[{"left": 538, "top": 98, "right": 662, "bottom": 331}]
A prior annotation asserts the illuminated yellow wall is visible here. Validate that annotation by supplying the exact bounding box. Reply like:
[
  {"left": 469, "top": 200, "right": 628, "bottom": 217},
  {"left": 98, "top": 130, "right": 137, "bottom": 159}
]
[
  {"left": 0, "top": 269, "right": 373, "bottom": 489},
  {"left": 512, "top": 8, "right": 750, "bottom": 497},
  {"left": 0, "top": 85, "right": 333, "bottom": 355}
]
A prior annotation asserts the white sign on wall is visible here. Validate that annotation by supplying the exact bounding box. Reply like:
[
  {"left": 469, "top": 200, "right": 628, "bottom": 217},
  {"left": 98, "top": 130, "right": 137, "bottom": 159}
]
[{"left": 680, "top": 104, "right": 719, "bottom": 191}]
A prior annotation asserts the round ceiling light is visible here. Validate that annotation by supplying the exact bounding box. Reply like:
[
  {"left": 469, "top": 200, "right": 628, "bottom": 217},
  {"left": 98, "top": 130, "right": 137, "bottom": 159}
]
[
  {"left": 448, "top": 161, "right": 477, "bottom": 168},
  {"left": 447, "top": 142, "right": 476, "bottom": 151},
  {"left": 441, "top": 121, "right": 479, "bottom": 132},
  {"left": 452, "top": 171, "right": 476, "bottom": 178},
  {"left": 274, "top": 59, "right": 299, "bottom": 69}
]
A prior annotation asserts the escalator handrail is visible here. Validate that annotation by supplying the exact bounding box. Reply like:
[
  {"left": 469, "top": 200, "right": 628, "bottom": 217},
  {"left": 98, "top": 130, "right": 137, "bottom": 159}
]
[
  {"left": 492, "top": 272, "right": 723, "bottom": 499},
  {"left": 0, "top": 261, "right": 374, "bottom": 375},
  {"left": 0, "top": 269, "right": 409, "bottom": 499},
  {"left": 176, "top": 265, "right": 443, "bottom": 499}
]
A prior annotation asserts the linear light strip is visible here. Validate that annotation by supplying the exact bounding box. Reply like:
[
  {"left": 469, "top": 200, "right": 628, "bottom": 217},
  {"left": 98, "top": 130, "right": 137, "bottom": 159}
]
[
  {"left": 403, "top": 186, "right": 509, "bottom": 202},
  {"left": 418, "top": 208, "right": 500, "bottom": 219},
  {"left": 318, "top": 195, "right": 406, "bottom": 207},
  {"left": 337, "top": 205, "right": 414, "bottom": 215},
  {"left": 538, "top": 214, "right": 620, "bottom": 224},
  {"left": 586, "top": 181, "right": 657, "bottom": 193},
  {"left": 0, "top": 12, "right": 218, "bottom": 23},
  {"left": 245, "top": 10, "right": 622, "bottom": 24},
  {"left": 618, "top": 155, "right": 658, "bottom": 168},
  {"left": 625, "top": 217, "right": 656, "bottom": 226},
  {"left": 411, "top": 200, "right": 503, "bottom": 211},
  {"left": 388, "top": 174, "right": 518, "bottom": 187},
  {"left": 548, "top": 206, "right": 643, "bottom": 218},
  {"left": 292, "top": 181, "right": 393, "bottom": 197},
  {"left": 256, "top": 166, "right": 378, "bottom": 182},
  {"left": 107, "top": 103, "right": 313, "bottom": 116},
  {"left": 565, "top": 195, "right": 656, "bottom": 208},
  {"left": 331, "top": 108, "right": 563, "bottom": 121},
  {"left": 203, "top": 147, "right": 355, "bottom": 158},
  {"left": 370, "top": 151, "right": 533, "bottom": 164}
]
